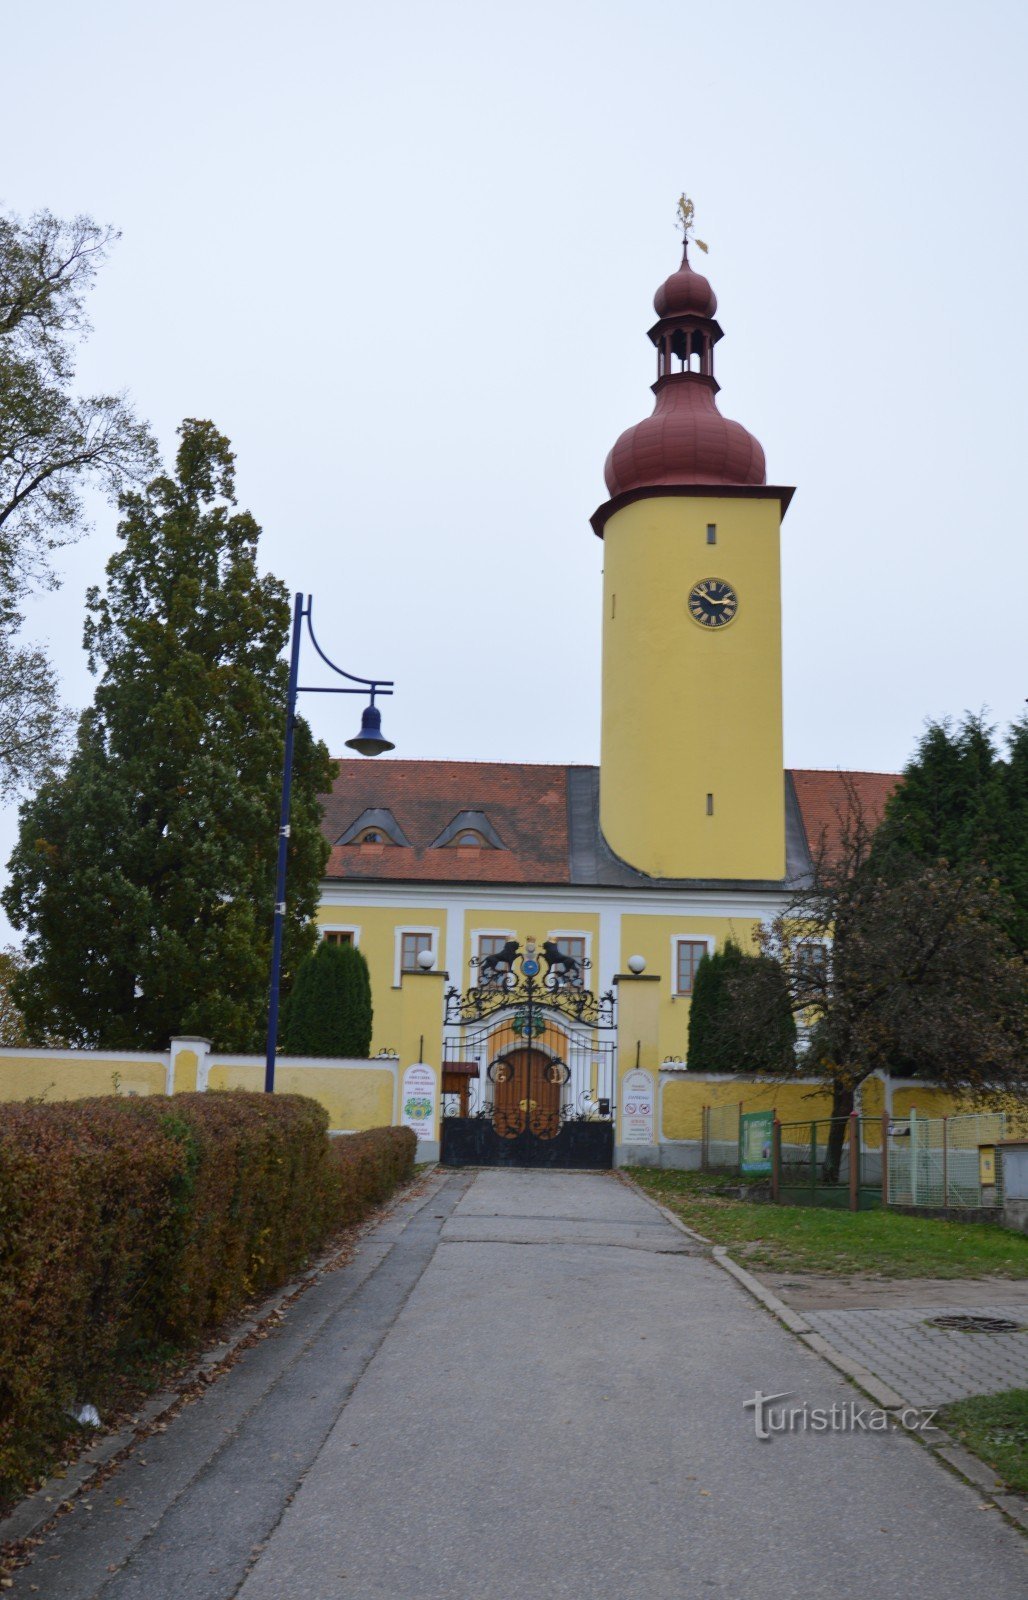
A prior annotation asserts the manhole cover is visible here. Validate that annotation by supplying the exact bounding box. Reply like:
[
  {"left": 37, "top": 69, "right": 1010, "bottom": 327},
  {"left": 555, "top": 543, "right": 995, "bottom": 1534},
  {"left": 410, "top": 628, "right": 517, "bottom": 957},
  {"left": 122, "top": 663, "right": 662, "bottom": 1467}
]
[{"left": 926, "top": 1314, "right": 1026, "bottom": 1333}]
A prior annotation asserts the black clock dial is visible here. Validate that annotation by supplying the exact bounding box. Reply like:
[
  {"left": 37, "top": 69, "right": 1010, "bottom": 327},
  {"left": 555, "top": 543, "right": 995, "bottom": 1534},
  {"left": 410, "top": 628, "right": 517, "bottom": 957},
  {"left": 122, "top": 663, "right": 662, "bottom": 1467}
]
[{"left": 688, "top": 577, "right": 738, "bottom": 629}]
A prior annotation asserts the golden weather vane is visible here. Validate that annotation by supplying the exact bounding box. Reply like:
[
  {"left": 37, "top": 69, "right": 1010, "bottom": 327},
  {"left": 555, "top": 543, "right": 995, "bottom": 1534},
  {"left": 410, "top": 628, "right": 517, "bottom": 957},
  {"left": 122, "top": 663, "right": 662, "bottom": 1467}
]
[{"left": 676, "top": 192, "right": 708, "bottom": 253}]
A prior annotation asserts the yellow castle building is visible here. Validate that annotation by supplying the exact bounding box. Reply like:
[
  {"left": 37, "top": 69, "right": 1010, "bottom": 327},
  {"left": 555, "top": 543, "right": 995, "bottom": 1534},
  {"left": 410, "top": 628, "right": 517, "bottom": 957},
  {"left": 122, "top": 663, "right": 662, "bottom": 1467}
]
[{"left": 313, "top": 223, "right": 897, "bottom": 1166}]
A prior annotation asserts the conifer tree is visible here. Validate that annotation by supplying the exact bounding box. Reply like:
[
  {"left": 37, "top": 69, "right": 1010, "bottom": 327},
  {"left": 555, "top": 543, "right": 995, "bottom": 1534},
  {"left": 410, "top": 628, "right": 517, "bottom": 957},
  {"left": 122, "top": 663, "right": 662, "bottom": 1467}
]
[
  {"left": 877, "top": 713, "right": 1027, "bottom": 951},
  {"left": 687, "top": 938, "right": 795, "bottom": 1074},
  {"left": 3, "top": 420, "right": 335, "bottom": 1049},
  {"left": 282, "top": 941, "right": 373, "bottom": 1057}
]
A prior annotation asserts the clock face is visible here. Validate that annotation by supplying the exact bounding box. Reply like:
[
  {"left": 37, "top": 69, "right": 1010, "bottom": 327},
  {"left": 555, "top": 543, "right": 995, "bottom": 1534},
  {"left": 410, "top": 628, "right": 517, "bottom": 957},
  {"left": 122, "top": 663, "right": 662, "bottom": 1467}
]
[{"left": 688, "top": 577, "right": 738, "bottom": 629}]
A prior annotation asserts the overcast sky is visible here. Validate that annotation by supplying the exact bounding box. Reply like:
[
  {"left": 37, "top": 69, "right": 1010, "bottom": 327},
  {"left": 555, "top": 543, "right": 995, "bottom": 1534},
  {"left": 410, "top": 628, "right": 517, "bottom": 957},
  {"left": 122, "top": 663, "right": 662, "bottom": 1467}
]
[{"left": 2, "top": 0, "right": 1026, "bottom": 933}]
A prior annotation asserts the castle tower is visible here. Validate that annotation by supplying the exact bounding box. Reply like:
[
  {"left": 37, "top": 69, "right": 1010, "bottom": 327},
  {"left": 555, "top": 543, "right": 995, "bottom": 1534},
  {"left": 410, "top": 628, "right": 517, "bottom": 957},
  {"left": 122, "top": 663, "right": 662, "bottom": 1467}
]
[{"left": 592, "top": 216, "right": 793, "bottom": 881}]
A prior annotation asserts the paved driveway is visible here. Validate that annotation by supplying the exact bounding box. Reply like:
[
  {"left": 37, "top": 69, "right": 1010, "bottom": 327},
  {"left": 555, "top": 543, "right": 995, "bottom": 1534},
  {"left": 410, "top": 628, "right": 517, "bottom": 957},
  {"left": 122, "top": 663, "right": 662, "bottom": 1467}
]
[{"left": 15, "top": 1170, "right": 1026, "bottom": 1599}]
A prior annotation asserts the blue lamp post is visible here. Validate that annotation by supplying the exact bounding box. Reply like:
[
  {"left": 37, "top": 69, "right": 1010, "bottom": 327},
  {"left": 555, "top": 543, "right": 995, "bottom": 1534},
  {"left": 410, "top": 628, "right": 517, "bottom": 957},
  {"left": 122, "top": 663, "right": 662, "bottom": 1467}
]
[{"left": 265, "top": 593, "right": 394, "bottom": 1092}]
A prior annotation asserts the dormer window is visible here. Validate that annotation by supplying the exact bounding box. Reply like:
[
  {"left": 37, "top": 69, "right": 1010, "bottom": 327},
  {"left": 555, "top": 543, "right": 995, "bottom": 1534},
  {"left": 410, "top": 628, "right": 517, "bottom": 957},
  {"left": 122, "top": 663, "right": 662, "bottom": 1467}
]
[
  {"left": 336, "top": 808, "right": 411, "bottom": 848},
  {"left": 428, "top": 810, "right": 506, "bottom": 850}
]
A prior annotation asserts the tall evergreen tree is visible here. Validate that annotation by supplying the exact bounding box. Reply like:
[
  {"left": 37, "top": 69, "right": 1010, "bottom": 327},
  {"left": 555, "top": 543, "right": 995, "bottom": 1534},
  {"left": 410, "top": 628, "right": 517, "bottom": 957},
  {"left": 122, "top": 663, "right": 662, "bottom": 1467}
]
[
  {"left": 687, "top": 938, "right": 796, "bottom": 1074},
  {"left": 3, "top": 420, "right": 335, "bottom": 1049},
  {"left": 877, "top": 713, "right": 1027, "bottom": 950},
  {"left": 282, "top": 941, "right": 373, "bottom": 1057},
  {"left": 1002, "top": 719, "right": 1028, "bottom": 952}
]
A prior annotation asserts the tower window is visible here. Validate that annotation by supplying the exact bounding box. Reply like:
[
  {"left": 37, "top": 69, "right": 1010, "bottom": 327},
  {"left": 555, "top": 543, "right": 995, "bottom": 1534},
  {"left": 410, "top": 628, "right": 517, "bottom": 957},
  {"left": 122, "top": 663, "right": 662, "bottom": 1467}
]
[
  {"left": 706, "top": 793, "right": 714, "bottom": 816},
  {"left": 706, "top": 523, "right": 717, "bottom": 545}
]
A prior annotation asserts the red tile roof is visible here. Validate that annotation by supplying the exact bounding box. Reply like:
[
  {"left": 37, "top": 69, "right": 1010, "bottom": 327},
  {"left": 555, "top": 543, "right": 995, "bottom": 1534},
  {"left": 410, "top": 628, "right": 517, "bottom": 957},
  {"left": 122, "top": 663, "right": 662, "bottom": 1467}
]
[
  {"left": 790, "top": 770, "right": 901, "bottom": 867},
  {"left": 319, "top": 760, "right": 901, "bottom": 887},
  {"left": 321, "top": 760, "right": 574, "bottom": 885}
]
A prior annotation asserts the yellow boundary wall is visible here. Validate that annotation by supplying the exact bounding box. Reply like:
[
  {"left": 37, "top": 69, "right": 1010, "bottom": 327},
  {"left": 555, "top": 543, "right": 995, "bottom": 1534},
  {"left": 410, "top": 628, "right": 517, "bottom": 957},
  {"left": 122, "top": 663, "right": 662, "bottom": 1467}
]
[
  {"left": 0, "top": 1040, "right": 400, "bottom": 1134},
  {"left": 0, "top": 1041, "right": 1017, "bottom": 1147},
  {"left": 657, "top": 1070, "right": 1017, "bottom": 1145}
]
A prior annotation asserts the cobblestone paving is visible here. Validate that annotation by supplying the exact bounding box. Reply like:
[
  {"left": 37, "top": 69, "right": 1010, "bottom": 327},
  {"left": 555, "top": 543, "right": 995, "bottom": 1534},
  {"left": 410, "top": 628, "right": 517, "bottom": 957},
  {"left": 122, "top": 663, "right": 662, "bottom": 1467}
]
[{"left": 805, "top": 1306, "right": 1028, "bottom": 1405}]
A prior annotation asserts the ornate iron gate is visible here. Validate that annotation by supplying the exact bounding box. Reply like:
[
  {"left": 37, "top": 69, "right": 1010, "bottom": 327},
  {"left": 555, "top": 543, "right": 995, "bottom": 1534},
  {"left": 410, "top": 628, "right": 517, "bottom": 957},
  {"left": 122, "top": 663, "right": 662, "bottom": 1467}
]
[{"left": 440, "top": 940, "right": 617, "bottom": 1169}]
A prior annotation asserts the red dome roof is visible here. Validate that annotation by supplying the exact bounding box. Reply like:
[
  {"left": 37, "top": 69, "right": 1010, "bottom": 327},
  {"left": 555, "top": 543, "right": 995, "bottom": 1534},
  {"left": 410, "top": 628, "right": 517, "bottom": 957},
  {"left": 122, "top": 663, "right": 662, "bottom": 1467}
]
[
  {"left": 604, "top": 378, "right": 765, "bottom": 497},
  {"left": 653, "top": 242, "right": 717, "bottom": 319}
]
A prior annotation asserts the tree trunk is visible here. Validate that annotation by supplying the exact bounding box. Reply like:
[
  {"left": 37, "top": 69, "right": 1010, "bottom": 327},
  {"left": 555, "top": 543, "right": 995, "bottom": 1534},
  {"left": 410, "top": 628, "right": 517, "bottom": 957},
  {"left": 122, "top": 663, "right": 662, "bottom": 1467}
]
[{"left": 823, "top": 1080, "right": 854, "bottom": 1183}]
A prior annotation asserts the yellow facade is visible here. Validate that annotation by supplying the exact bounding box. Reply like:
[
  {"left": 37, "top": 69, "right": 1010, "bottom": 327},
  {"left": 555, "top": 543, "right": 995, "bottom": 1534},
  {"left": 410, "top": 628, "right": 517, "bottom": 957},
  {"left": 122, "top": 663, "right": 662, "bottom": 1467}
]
[
  {"left": 618, "top": 911, "right": 760, "bottom": 1065},
  {"left": 600, "top": 494, "right": 784, "bottom": 880}
]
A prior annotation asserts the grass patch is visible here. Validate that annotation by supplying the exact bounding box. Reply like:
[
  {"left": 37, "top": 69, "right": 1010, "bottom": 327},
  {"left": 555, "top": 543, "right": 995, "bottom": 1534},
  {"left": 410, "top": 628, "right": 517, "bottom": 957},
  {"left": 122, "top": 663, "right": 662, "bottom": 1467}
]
[
  {"left": 628, "top": 1168, "right": 1028, "bottom": 1278},
  {"left": 940, "top": 1390, "right": 1028, "bottom": 1494}
]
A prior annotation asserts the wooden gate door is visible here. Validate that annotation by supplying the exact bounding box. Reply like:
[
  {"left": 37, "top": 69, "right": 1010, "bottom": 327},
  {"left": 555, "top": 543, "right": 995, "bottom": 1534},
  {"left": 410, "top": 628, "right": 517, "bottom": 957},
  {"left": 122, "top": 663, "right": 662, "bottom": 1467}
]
[{"left": 492, "top": 1048, "right": 562, "bottom": 1142}]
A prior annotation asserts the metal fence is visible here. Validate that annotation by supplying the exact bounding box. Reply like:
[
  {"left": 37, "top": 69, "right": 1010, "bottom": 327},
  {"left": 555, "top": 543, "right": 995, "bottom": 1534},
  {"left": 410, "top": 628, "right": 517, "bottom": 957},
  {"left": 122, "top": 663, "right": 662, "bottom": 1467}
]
[
  {"left": 774, "top": 1117, "right": 883, "bottom": 1210},
  {"left": 886, "top": 1110, "right": 1007, "bottom": 1209},
  {"left": 701, "top": 1101, "right": 742, "bottom": 1171}
]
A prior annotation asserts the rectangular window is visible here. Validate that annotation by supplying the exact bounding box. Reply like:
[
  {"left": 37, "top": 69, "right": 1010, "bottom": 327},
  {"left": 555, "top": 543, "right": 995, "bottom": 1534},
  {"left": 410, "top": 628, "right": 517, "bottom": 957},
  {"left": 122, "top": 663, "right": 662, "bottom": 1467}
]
[
  {"left": 322, "top": 930, "right": 354, "bottom": 947},
  {"left": 794, "top": 942, "right": 828, "bottom": 987},
  {"left": 675, "top": 939, "right": 708, "bottom": 996},
  {"left": 401, "top": 931, "right": 433, "bottom": 970},
  {"left": 706, "top": 523, "right": 717, "bottom": 545},
  {"left": 477, "top": 934, "right": 515, "bottom": 985},
  {"left": 553, "top": 935, "right": 586, "bottom": 987}
]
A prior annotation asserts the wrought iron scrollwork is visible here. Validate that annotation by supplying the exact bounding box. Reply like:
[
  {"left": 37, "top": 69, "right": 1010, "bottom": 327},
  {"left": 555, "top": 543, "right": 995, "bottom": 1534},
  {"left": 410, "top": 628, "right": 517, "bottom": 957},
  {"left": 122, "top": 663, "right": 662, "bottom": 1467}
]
[{"left": 445, "top": 940, "right": 615, "bottom": 1029}]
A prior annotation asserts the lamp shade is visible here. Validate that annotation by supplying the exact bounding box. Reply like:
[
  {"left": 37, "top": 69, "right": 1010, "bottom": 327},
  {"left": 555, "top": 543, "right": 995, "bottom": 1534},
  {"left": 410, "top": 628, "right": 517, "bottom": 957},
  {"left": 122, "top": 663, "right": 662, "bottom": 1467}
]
[{"left": 344, "top": 703, "right": 395, "bottom": 757}]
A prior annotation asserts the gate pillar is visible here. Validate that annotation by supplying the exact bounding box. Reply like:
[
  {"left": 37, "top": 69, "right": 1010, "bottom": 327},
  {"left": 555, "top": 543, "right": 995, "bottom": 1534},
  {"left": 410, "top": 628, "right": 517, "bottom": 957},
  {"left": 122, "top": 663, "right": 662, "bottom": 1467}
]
[
  {"left": 613, "top": 972, "right": 662, "bottom": 1168},
  {"left": 396, "top": 968, "right": 448, "bottom": 1162}
]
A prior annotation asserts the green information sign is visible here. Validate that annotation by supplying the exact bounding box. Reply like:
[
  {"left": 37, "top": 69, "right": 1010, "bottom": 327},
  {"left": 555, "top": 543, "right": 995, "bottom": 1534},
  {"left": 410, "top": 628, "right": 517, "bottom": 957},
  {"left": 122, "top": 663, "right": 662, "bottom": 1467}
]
[{"left": 740, "top": 1110, "right": 774, "bottom": 1175}]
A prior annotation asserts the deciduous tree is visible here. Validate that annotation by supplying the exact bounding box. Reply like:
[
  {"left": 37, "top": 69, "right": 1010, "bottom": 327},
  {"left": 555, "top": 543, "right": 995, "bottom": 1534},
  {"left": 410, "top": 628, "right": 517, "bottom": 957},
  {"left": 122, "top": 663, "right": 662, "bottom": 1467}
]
[
  {"left": 0, "top": 209, "right": 156, "bottom": 796},
  {"left": 734, "top": 782, "right": 1028, "bottom": 1176}
]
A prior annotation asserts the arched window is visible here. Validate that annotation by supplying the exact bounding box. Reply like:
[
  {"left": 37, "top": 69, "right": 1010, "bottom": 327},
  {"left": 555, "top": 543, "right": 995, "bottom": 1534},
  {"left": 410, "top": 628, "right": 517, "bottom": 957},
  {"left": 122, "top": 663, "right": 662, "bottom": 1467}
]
[{"left": 354, "top": 827, "right": 387, "bottom": 845}]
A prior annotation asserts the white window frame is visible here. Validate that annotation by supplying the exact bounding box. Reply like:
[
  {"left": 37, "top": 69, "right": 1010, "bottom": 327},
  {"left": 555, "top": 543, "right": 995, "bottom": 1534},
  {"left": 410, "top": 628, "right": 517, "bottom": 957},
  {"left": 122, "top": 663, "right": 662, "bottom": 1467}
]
[
  {"left": 393, "top": 925, "right": 438, "bottom": 986},
  {"left": 791, "top": 936, "right": 832, "bottom": 984},
  {"left": 670, "top": 933, "right": 717, "bottom": 998},
  {"left": 469, "top": 927, "right": 518, "bottom": 988},
  {"left": 545, "top": 929, "right": 593, "bottom": 988}
]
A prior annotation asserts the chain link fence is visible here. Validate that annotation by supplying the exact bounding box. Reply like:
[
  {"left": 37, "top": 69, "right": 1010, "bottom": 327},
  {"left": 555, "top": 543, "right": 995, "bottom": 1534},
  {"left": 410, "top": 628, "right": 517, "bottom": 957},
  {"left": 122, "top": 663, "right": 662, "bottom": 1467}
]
[
  {"left": 701, "top": 1101, "right": 742, "bottom": 1170},
  {"left": 700, "top": 1096, "right": 1022, "bottom": 1211},
  {"left": 886, "top": 1110, "right": 1008, "bottom": 1209}
]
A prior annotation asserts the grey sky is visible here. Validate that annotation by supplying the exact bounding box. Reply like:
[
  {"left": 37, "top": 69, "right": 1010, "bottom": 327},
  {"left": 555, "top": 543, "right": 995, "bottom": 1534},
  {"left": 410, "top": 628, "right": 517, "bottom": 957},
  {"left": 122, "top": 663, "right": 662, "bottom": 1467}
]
[{"left": 2, "top": 0, "right": 1026, "bottom": 930}]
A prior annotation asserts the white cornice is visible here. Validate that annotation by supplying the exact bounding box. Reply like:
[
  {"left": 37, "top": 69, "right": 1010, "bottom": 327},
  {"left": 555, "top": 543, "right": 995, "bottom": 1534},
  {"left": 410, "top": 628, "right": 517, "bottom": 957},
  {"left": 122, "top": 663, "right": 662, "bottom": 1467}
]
[{"left": 319, "top": 879, "right": 789, "bottom": 920}]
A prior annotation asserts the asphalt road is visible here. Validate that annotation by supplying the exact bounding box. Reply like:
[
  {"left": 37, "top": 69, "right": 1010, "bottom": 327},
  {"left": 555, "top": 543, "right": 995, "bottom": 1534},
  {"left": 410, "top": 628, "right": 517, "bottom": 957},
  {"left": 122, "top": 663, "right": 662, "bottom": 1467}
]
[{"left": 14, "top": 1169, "right": 1026, "bottom": 1599}]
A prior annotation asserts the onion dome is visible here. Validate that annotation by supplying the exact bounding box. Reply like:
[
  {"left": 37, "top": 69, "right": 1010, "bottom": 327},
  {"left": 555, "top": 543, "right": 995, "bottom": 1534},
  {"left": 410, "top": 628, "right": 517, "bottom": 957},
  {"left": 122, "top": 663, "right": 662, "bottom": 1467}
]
[
  {"left": 653, "top": 241, "right": 718, "bottom": 319},
  {"left": 600, "top": 239, "right": 766, "bottom": 501}
]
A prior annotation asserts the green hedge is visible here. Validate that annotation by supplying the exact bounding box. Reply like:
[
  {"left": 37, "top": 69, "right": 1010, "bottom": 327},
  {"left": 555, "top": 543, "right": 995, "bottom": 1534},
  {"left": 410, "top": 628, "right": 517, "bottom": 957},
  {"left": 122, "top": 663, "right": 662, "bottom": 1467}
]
[{"left": 0, "top": 1093, "right": 415, "bottom": 1505}]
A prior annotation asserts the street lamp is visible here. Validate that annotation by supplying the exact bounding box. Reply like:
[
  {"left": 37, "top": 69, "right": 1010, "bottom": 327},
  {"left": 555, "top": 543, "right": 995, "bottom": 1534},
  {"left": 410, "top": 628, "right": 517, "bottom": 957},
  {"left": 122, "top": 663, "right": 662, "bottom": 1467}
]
[{"left": 265, "top": 592, "right": 394, "bottom": 1092}]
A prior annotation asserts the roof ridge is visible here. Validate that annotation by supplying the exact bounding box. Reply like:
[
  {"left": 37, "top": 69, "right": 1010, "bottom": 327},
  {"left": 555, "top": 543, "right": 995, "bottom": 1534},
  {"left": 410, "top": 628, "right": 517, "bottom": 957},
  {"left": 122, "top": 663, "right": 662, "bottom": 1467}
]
[
  {"left": 328, "top": 756, "right": 597, "bottom": 770},
  {"left": 788, "top": 767, "right": 901, "bottom": 778}
]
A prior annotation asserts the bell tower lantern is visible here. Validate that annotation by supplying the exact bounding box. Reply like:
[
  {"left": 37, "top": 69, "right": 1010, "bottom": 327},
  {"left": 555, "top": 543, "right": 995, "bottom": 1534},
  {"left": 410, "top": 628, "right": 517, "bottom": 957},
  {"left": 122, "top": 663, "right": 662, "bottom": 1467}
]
[{"left": 593, "top": 197, "right": 794, "bottom": 882}]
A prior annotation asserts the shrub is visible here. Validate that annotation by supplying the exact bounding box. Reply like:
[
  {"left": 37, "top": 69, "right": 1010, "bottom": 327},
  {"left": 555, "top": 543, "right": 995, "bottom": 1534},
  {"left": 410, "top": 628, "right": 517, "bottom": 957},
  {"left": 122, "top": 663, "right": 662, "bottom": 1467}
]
[
  {"left": 326, "top": 1126, "right": 417, "bottom": 1226},
  {"left": 687, "top": 939, "right": 796, "bottom": 1073},
  {"left": 281, "top": 941, "right": 374, "bottom": 1057},
  {"left": 0, "top": 1094, "right": 414, "bottom": 1506}
]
